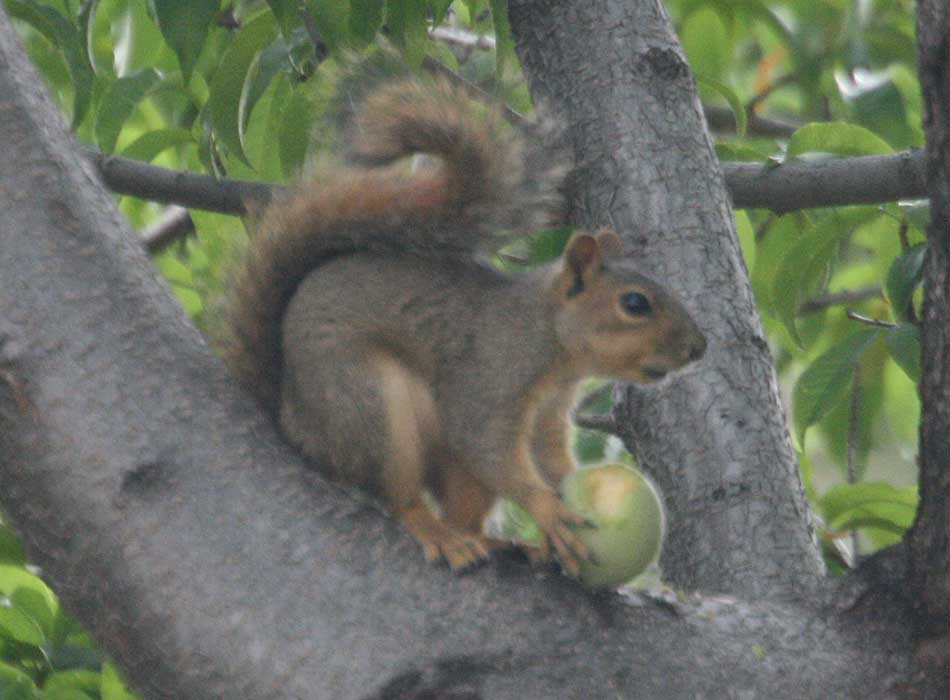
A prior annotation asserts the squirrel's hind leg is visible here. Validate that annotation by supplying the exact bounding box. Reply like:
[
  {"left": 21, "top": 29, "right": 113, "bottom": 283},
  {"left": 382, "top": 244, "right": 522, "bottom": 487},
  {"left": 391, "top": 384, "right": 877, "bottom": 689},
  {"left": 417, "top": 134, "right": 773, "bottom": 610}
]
[
  {"left": 282, "top": 345, "right": 492, "bottom": 569},
  {"left": 368, "top": 351, "right": 496, "bottom": 571},
  {"left": 430, "top": 464, "right": 511, "bottom": 555}
]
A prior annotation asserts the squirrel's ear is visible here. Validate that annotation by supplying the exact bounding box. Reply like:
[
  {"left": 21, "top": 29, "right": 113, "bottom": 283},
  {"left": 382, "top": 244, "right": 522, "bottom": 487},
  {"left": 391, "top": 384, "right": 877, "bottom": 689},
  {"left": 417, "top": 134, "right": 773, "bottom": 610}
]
[
  {"left": 562, "top": 233, "right": 606, "bottom": 296},
  {"left": 564, "top": 233, "right": 601, "bottom": 277},
  {"left": 595, "top": 228, "right": 625, "bottom": 258}
]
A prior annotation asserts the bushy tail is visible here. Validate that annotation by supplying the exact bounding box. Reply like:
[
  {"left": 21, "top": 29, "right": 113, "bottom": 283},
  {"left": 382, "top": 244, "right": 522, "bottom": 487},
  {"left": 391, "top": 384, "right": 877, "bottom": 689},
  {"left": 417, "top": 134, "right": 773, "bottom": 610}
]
[
  {"left": 347, "top": 79, "right": 563, "bottom": 239},
  {"left": 219, "top": 78, "right": 564, "bottom": 412}
]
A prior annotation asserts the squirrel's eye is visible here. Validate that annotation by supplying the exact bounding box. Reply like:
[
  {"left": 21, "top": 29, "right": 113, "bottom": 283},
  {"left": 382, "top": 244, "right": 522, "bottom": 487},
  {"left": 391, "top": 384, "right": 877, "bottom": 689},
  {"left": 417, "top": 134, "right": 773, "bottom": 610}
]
[{"left": 620, "top": 291, "right": 652, "bottom": 316}]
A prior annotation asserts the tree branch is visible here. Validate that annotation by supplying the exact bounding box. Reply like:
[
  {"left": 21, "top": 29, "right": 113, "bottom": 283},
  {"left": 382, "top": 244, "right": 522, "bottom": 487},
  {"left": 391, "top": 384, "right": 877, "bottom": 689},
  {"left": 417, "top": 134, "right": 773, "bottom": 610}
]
[
  {"left": 86, "top": 146, "right": 928, "bottom": 221},
  {"left": 704, "top": 104, "right": 798, "bottom": 138},
  {"left": 727, "top": 150, "right": 928, "bottom": 212},
  {"left": 87, "top": 145, "right": 278, "bottom": 215},
  {"left": 799, "top": 285, "right": 882, "bottom": 315}
]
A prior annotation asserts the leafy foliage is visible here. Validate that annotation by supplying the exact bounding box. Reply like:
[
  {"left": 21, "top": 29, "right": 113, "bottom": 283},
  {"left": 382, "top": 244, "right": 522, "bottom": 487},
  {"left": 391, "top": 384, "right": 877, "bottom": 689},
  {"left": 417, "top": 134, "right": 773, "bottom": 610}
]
[
  {"left": 0, "top": 518, "right": 134, "bottom": 700},
  {"left": 3, "top": 0, "right": 928, "bottom": 691}
]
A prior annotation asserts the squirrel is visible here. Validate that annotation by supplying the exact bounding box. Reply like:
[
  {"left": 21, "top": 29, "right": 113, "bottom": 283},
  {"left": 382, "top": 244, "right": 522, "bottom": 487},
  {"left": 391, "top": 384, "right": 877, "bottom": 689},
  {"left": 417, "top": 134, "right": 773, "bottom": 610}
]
[{"left": 220, "top": 79, "right": 706, "bottom": 575}]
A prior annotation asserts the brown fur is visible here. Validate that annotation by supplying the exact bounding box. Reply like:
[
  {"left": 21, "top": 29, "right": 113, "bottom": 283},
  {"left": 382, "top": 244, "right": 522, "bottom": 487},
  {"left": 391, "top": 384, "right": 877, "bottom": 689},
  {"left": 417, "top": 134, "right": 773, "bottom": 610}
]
[
  {"left": 220, "top": 79, "right": 562, "bottom": 412},
  {"left": 219, "top": 80, "right": 706, "bottom": 573}
]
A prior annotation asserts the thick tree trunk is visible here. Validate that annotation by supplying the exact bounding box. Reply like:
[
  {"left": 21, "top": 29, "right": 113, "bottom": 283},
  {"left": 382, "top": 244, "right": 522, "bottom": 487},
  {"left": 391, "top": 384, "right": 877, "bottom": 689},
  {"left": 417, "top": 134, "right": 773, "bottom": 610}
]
[
  {"left": 911, "top": 0, "right": 950, "bottom": 641},
  {"left": 509, "top": 0, "right": 823, "bottom": 599}
]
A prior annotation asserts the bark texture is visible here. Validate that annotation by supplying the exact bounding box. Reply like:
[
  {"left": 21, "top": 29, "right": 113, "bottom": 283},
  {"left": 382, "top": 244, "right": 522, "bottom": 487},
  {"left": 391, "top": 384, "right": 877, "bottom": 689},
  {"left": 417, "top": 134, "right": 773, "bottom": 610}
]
[
  {"left": 508, "top": 0, "right": 823, "bottom": 599},
  {"left": 0, "top": 5, "right": 932, "bottom": 699},
  {"left": 912, "top": 0, "right": 950, "bottom": 636}
]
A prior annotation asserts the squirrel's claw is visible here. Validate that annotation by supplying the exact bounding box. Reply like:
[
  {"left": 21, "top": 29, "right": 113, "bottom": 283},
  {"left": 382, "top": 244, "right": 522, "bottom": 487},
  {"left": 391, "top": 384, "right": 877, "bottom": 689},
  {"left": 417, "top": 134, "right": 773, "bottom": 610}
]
[
  {"left": 520, "top": 491, "right": 593, "bottom": 577},
  {"left": 397, "top": 501, "right": 502, "bottom": 571}
]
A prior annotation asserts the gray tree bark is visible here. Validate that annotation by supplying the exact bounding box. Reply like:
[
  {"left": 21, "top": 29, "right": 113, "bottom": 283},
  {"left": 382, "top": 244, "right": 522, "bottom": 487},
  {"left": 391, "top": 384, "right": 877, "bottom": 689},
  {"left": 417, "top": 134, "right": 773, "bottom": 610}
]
[
  {"left": 508, "top": 0, "right": 823, "bottom": 599},
  {"left": 0, "top": 4, "right": 938, "bottom": 699},
  {"left": 911, "top": 0, "right": 950, "bottom": 646}
]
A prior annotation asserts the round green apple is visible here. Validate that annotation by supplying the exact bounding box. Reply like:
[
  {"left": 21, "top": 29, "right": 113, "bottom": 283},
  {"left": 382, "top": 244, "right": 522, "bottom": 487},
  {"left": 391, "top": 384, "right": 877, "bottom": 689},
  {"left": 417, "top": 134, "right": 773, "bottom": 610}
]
[{"left": 560, "top": 463, "right": 665, "bottom": 589}]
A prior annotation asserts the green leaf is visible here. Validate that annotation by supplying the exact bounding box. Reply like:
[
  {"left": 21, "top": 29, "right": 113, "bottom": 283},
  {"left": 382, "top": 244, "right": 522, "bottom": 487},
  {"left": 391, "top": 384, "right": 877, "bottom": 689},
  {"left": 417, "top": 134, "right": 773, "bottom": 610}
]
[
  {"left": 751, "top": 214, "right": 804, "bottom": 320},
  {"left": 306, "top": 0, "right": 349, "bottom": 53},
  {"left": 696, "top": 75, "right": 747, "bottom": 137},
  {"left": 245, "top": 73, "right": 293, "bottom": 182},
  {"left": 0, "top": 662, "right": 38, "bottom": 699},
  {"left": 100, "top": 662, "right": 135, "bottom": 700},
  {"left": 0, "top": 605, "right": 45, "bottom": 647},
  {"left": 113, "top": 1, "right": 175, "bottom": 76},
  {"left": 899, "top": 201, "right": 931, "bottom": 236},
  {"left": 431, "top": 0, "right": 454, "bottom": 27},
  {"left": 771, "top": 218, "right": 827, "bottom": 346},
  {"left": 278, "top": 88, "right": 314, "bottom": 179},
  {"left": 773, "top": 209, "right": 878, "bottom": 345},
  {"left": 575, "top": 429, "right": 607, "bottom": 464},
  {"left": 349, "top": 0, "right": 384, "bottom": 45},
  {"left": 792, "top": 328, "right": 882, "bottom": 447},
  {"left": 0, "top": 526, "right": 25, "bottom": 566},
  {"left": 43, "top": 689, "right": 96, "bottom": 700},
  {"left": 5, "top": 0, "right": 95, "bottom": 127},
  {"left": 844, "top": 73, "right": 912, "bottom": 149},
  {"left": 49, "top": 608, "right": 91, "bottom": 648},
  {"left": 43, "top": 670, "right": 102, "bottom": 696},
  {"left": 207, "top": 11, "right": 280, "bottom": 167},
  {"left": 819, "top": 481, "right": 917, "bottom": 532},
  {"left": 716, "top": 143, "right": 769, "bottom": 162},
  {"left": 787, "top": 122, "right": 894, "bottom": 159},
  {"left": 734, "top": 209, "right": 756, "bottom": 271},
  {"left": 120, "top": 128, "right": 195, "bottom": 162},
  {"left": 267, "top": 0, "right": 301, "bottom": 37},
  {"left": 94, "top": 69, "right": 161, "bottom": 153},
  {"left": 10, "top": 589, "right": 53, "bottom": 639},
  {"left": 489, "top": 0, "right": 515, "bottom": 80},
  {"left": 43, "top": 644, "right": 103, "bottom": 672},
  {"left": 0, "top": 566, "right": 58, "bottom": 617},
  {"left": 241, "top": 37, "right": 294, "bottom": 144},
  {"left": 155, "top": 253, "right": 203, "bottom": 316},
  {"left": 151, "top": 0, "right": 220, "bottom": 81},
  {"left": 885, "top": 243, "right": 926, "bottom": 322},
  {"left": 498, "top": 500, "right": 542, "bottom": 546},
  {"left": 385, "top": 0, "right": 427, "bottom": 67},
  {"left": 885, "top": 323, "right": 921, "bottom": 383},
  {"left": 525, "top": 227, "right": 573, "bottom": 265},
  {"left": 681, "top": 7, "right": 729, "bottom": 82}
]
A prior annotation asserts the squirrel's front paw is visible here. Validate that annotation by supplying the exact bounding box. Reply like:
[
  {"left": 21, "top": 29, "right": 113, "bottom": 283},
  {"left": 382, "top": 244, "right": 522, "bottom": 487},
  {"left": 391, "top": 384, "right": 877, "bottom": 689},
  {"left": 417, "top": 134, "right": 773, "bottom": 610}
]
[{"left": 521, "top": 490, "right": 593, "bottom": 577}]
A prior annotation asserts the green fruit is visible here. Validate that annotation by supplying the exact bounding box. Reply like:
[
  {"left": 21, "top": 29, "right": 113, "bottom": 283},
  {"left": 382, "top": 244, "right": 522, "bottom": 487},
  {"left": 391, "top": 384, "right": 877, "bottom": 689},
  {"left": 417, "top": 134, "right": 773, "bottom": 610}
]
[{"left": 560, "top": 464, "right": 665, "bottom": 589}]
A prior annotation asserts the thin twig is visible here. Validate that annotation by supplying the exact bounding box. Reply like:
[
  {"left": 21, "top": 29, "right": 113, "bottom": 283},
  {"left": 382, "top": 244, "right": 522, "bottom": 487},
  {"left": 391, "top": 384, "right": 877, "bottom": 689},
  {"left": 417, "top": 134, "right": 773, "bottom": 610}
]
[
  {"left": 142, "top": 206, "right": 194, "bottom": 254},
  {"left": 704, "top": 104, "right": 798, "bottom": 138},
  {"left": 799, "top": 286, "right": 881, "bottom": 315},
  {"left": 846, "top": 310, "right": 897, "bottom": 328},
  {"left": 846, "top": 367, "right": 862, "bottom": 563},
  {"left": 572, "top": 413, "right": 620, "bottom": 436},
  {"left": 747, "top": 73, "right": 797, "bottom": 113},
  {"left": 429, "top": 25, "right": 495, "bottom": 51}
]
